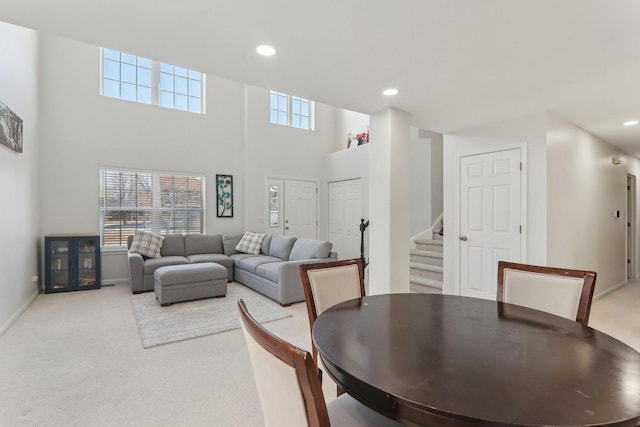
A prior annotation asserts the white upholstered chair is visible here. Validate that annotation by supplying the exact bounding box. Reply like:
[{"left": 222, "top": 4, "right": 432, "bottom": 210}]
[
  {"left": 497, "top": 261, "right": 597, "bottom": 326},
  {"left": 238, "top": 299, "right": 402, "bottom": 427},
  {"left": 299, "top": 259, "right": 365, "bottom": 369}
]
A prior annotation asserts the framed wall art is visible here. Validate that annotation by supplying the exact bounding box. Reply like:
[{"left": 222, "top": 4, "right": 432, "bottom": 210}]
[
  {"left": 216, "top": 174, "right": 233, "bottom": 217},
  {"left": 0, "top": 99, "right": 23, "bottom": 153}
]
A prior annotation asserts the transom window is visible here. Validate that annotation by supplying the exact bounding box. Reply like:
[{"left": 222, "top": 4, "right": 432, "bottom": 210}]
[
  {"left": 269, "top": 91, "right": 314, "bottom": 130},
  {"left": 99, "top": 168, "right": 205, "bottom": 247},
  {"left": 101, "top": 48, "right": 205, "bottom": 114}
]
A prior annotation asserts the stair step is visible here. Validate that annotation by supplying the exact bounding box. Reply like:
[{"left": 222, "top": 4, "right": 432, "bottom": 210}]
[
  {"left": 414, "top": 239, "right": 443, "bottom": 252},
  {"left": 410, "top": 249, "right": 443, "bottom": 266},
  {"left": 410, "top": 262, "right": 443, "bottom": 280},
  {"left": 410, "top": 275, "right": 442, "bottom": 293}
]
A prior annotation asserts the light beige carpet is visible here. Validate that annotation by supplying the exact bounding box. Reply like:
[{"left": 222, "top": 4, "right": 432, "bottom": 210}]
[{"left": 131, "top": 282, "right": 292, "bottom": 348}]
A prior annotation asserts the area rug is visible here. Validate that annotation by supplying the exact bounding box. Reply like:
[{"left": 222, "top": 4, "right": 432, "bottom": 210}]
[{"left": 131, "top": 282, "right": 292, "bottom": 348}]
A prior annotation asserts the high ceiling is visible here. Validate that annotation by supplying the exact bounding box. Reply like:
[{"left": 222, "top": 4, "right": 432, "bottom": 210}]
[{"left": 2, "top": 0, "right": 640, "bottom": 155}]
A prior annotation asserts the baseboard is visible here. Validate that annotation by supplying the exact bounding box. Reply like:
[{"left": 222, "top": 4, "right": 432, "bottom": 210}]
[
  {"left": 594, "top": 280, "right": 627, "bottom": 300},
  {"left": 102, "top": 278, "right": 129, "bottom": 286},
  {"left": 0, "top": 289, "right": 39, "bottom": 337}
]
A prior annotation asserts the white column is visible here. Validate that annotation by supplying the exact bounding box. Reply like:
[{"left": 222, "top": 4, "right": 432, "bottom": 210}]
[{"left": 368, "top": 108, "right": 410, "bottom": 294}]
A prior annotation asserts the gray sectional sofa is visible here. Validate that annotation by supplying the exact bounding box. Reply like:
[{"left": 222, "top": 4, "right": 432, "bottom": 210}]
[{"left": 127, "top": 233, "right": 336, "bottom": 305}]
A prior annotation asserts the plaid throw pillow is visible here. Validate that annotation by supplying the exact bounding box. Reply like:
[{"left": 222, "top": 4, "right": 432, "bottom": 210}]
[
  {"left": 235, "top": 232, "right": 266, "bottom": 255},
  {"left": 129, "top": 230, "right": 165, "bottom": 258}
]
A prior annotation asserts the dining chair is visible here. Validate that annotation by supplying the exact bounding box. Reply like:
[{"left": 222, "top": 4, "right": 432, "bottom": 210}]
[
  {"left": 299, "top": 259, "right": 365, "bottom": 368},
  {"left": 238, "top": 299, "right": 402, "bottom": 427},
  {"left": 497, "top": 261, "right": 597, "bottom": 326}
]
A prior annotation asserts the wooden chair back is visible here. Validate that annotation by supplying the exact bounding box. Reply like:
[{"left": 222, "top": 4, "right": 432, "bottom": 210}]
[
  {"left": 238, "top": 299, "right": 330, "bottom": 427},
  {"left": 299, "top": 259, "right": 365, "bottom": 364},
  {"left": 497, "top": 261, "right": 596, "bottom": 326}
]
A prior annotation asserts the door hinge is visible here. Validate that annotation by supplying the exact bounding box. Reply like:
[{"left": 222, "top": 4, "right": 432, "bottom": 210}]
[
  {"left": 628, "top": 259, "right": 631, "bottom": 264},
  {"left": 519, "top": 225, "right": 522, "bottom": 233},
  {"left": 520, "top": 162, "right": 522, "bottom": 171}
]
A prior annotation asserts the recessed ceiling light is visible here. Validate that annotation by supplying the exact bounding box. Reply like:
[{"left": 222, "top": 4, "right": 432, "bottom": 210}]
[
  {"left": 383, "top": 88, "right": 398, "bottom": 96},
  {"left": 256, "top": 45, "right": 276, "bottom": 57},
  {"left": 623, "top": 120, "right": 639, "bottom": 127}
]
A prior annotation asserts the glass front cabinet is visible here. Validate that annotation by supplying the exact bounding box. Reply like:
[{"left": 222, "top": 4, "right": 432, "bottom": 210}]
[{"left": 44, "top": 235, "right": 101, "bottom": 293}]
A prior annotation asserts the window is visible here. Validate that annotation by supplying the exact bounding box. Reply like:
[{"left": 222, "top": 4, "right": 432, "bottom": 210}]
[
  {"left": 159, "top": 63, "right": 202, "bottom": 113},
  {"left": 269, "top": 90, "right": 314, "bottom": 130},
  {"left": 101, "top": 48, "right": 204, "bottom": 113},
  {"left": 102, "top": 49, "right": 153, "bottom": 103},
  {"left": 99, "top": 169, "right": 205, "bottom": 247}
]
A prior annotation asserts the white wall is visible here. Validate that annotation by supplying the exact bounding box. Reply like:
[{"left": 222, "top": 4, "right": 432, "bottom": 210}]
[
  {"left": 547, "top": 115, "right": 640, "bottom": 295},
  {"left": 410, "top": 138, "right": 430, "bottom": 237},
  {"left": 38, "top": 34, "right": 247, "bottom": 283},
  {"left": 244, "top": 85, "right": 338, "bottom": 239},
  {"left": 0, "top": 22, "right": 40, "bottom": 333},
  {"left": 443, "top": 113, "right": 548, "bottom": 295}
]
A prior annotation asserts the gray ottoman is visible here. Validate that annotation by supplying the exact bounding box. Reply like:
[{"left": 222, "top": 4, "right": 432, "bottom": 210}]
[{"left": 154, "top": 262, "right": 227, "bottom": 306}]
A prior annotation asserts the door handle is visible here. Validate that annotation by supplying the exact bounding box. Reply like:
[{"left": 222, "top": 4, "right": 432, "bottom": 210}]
[{"left": 460, "top": 235, "right": 468, "bottom": 241}]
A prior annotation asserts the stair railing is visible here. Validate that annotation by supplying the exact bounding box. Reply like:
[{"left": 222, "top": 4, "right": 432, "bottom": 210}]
[{"left": 360, "top": 218, "right": 369, "bottom": 268}]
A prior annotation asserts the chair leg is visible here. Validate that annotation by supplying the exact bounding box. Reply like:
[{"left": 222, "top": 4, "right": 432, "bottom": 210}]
[{"left": 318, "top": 367, "right": 323, "bottom": 384}]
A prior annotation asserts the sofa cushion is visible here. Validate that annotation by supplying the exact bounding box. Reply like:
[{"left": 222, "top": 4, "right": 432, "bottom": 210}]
[
  {"left": 261, "top": 234, "right": 272, "bottom": 255},
  {"left": 237, "top": 255, "right": 282, "bottom": 274},
  {"left": 184, "top": 234, "right": 223, "bottom": 255},
  {"left": 223, "top": 234, "right": 243, "bottom": 256},
  {"left": 256, "top": 261, "right": 285, "bottom": 283},
  {"left": 160, "top": 234, "right": 186, "bottom": 256},
  {"left": 289, "top": 238, "right": 333, "bottom": 261},
  {"left": 269, "top": 235, "right": 297, "bottom": 260},
  {"left": 235, "top": 232, "right": 266, "bottom": 255},
  {"left": 143, "top": 255, "right": 189, "bottom": 275},
  {"left": 187, "top": 253, "right": 233, "bottom": 269},
  {"left": 129, "top": 230, "right": 165, "bottom": 259}
]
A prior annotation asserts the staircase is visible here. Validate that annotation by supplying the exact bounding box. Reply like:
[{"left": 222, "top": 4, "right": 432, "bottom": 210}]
[{"left": 410, "top": 230, "right": 443, "bottom": 294}]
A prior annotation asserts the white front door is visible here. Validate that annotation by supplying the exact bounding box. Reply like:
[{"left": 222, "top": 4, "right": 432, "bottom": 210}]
[
  {"left": 284, "top": 179, "right": 318, "bottom": 238},
  {"left": 459, "top": 148, "right": 522, "bottom": 299},
  {"left": 329, "top": 179, "right": 362, "bottom": 259}
]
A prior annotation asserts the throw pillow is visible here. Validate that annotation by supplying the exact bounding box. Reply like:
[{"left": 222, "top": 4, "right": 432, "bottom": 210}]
[
  {"left": 235, "top": 232, "right": 266, "bottom": 255},
  {"left": 129, "top": 230, "right": 165, "bottom": 258}
]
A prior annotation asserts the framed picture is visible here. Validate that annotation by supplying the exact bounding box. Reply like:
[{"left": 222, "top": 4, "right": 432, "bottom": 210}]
[
  {"left": 216, "top": 174, "right": 233, "bottom": 217},
  {"left": 0, "top": 99, "right": 23, "bottom": 153}
]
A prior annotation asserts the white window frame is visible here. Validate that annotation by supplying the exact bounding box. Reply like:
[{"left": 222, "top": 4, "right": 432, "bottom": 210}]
[
  {"left": 269, "top": 90, "right": 314, "bottom": 130},
  {"left": 99, "top": 168, "right": 206, "bottom": 247},
  {"left": 100, "top": 48, "right": 206, "bottom": 114}
]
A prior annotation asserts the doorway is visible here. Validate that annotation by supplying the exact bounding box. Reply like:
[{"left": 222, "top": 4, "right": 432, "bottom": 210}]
[
  {"left": 328, "top": 179, "right": 362, "bottom": 259},
  {"left": 458, "top": 147, "right": 524, "bottom": 299},
  {"left": 627, "top": 173, "right": 636, "bottom": 280},
  {"left": 266, "top": 177, "right": 318, "bottom": 239}
]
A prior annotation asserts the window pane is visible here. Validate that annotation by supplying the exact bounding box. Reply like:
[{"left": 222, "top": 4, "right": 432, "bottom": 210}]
[
  {"left": 188, "top": 70, "right": 201, "bottom": 80},
  {"left": 103, "top": 59, "right": 120, "bottom": 80},
  {"left": 121, "top": 63, "right": 136, "bottom": 84},
  {"left": 160, "top": 91, "right": 174, "bottom": 108},
  {"left": 138, "top": 57, "right": 152, "bottom": 68},
  {"left": 160, "top": 72, "right": 174, "bottom": 91},
  {"left": 160, "top": 62, "right": 173, "bottom": 73},
  {"left": 292, "top": 98, "right": 300, "bottom": 114},
  {"left": 175, "top": 76, "right": 188, "bottom": 95},
  {"left": 103, "top": 48, "right": 120, "bottom": 61},
  {"left": 278, "top": 111, "right": 287, "bottom": 125},
  {"left": 270, "top": 92, "right": 278, "bottom": 107},
  {"left": 138, "top": 67, "right": 152, "bottom": 87},
  {"left": 175, "top": 94, "right": 188, "bottom": 110},
  {"left": 188, "top": 79, "right": 201, "bottom": 96},
  {"left": 300, "top": 100, "right": 309, "bottom": 114},
  {"left": 103, "top": 79, "right": 120, "bottom": 98},
  {"left": 278, "top": 94, "right": 287, "bottom": 110},
  {"left": 121, "top": 53, "right": 137, "bottom": 65},
  {"left": 138, "top": 86, "right": 152, "bottom": 104},
  {"left": 174, "top": 66, "right": 188, "bottom": 77},
  {"left": 188, "top": 96, "right": 201, "bottom": 113},
  {"left": 301, "top": 116, "right": 309, "bottom": 130},
  {"left": 270, "top": 110, "right": 278, "bottom": 124},
  {"left": 291, "top": 115, "right": 300, "bottom": 128},
  {"left": 121, "top": 83, "right": 136, "bottom": 101}
]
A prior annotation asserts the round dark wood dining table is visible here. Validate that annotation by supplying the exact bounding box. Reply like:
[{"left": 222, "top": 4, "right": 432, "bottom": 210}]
[{"left": 312, "top": 293, "right": 640, "bottom": 426}]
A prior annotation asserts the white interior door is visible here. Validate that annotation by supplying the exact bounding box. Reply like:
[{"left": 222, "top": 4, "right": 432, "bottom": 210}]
[
  {"left": 284, "top": 179, "right": 318, "bottom": 238},
  {"left": 459, "top": 148, "right": 522, "bottom": 299},
  {"left": 329, "top": 179, "right": 362, "bottom": 259}
]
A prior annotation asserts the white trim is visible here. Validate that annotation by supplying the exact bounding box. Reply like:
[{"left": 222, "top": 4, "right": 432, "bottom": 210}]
[
  {"left": 102, "top": 279, "right": 128, "bottom": 286},
  {"left": 410, "top": 213, "right": 444, "bottom": 242},
  {"left": 0, "top": 289, "right": 39, "bottom": 337},
  {"left": 264, "top": 175, "right": 320, "bottom": 238},
  {"left": 452, "top": 142, "right": 527, "bottom": 296},
  {"left": 594, "top": 280, "right": 628, "bottom": 300}
]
